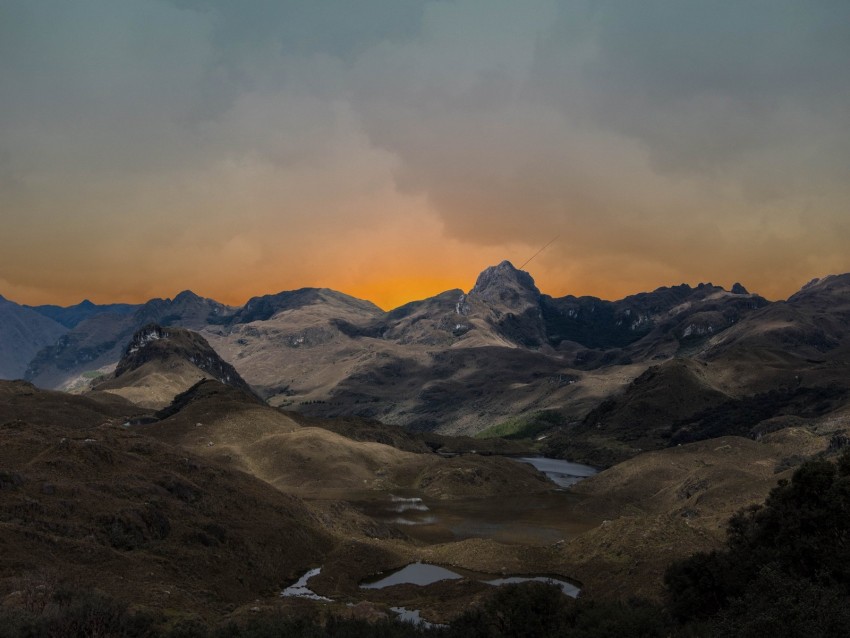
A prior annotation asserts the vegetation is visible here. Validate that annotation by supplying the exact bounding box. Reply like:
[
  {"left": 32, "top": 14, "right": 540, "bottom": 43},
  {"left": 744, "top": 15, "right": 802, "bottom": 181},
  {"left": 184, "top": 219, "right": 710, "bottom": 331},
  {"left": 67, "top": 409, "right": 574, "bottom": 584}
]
[
  {"left": 475, "top": 410, "right": 565, "bottom": 440},
  {"left": 0, "top": 587, "right": 157, "bottom": 638},
  {"left": 0, "top": 584, "right": 672, "bottom": 638},
  {"left": 451, "top": 583, "right": 670, "bottom": 638},
  {"left": 664, "top": 450, "right": 850, "bottom": 636}
]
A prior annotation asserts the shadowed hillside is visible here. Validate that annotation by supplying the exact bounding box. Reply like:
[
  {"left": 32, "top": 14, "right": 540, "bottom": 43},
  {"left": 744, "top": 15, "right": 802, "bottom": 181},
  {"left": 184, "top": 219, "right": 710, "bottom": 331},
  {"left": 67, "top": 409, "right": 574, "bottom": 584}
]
[
  {"left": 0, "top": 296, "right": 67, "bottom": 380},
  {"left": 0, "top": 381, "right": 333, "bottom": 619}
]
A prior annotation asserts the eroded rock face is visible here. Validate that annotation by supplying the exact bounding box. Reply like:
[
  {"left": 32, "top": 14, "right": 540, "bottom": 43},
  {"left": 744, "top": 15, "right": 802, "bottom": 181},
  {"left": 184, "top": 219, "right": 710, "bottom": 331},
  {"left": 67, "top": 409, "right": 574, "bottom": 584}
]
[
  {"left": 470, "top": 260, "right": 541, "bottom": 308},
  {"left": 125, "top": 324, "right": 167, "bottom": 354}
]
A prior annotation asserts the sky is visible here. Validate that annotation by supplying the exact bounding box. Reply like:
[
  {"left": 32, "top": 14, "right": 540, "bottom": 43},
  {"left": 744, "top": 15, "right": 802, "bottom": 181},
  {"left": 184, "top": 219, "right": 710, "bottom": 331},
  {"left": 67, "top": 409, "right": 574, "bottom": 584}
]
[{"left": 1, "top": 1, "right": 849, "bottom": 309}]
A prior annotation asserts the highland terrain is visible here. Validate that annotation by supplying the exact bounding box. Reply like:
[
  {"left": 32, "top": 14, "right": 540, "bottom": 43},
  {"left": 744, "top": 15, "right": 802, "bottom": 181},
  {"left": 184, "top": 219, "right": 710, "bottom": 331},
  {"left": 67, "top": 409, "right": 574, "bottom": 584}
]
[{"left": 2, "top": 263, "right": 850, "bottom": 634}]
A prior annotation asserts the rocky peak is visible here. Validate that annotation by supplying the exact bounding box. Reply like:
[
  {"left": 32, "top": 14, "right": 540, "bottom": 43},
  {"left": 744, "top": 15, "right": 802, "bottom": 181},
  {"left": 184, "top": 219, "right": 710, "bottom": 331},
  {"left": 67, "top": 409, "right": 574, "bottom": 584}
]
[
  {"left": 125, "top": 324, "right": 168, "bottom": 355},
  {"left": 470, "top": 261, "right": 540, "bottom": 307},
  {"left": 114, "top": 324, "right": 256, "bottom": 396},
  {"left": 731, "top": 283, "right": 749, "bottom": 295}
]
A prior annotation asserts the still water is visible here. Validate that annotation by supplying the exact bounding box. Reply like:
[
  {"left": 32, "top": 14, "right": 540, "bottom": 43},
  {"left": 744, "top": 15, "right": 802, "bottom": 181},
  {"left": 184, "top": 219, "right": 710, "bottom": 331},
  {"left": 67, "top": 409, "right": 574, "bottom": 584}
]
[
  {"left": 359, "top": 561, "right": 580, "bottom": 598},
  {"left": 515, "top": 456, "right": 597, "bottom": 488}
]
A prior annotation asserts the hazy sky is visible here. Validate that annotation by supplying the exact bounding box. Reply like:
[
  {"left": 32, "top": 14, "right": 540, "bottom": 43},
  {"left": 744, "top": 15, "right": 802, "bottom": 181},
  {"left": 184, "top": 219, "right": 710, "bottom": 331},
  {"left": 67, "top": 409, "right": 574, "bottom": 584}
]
[{"left": 2, "top": 1, "right": 849, "bottom": 308}]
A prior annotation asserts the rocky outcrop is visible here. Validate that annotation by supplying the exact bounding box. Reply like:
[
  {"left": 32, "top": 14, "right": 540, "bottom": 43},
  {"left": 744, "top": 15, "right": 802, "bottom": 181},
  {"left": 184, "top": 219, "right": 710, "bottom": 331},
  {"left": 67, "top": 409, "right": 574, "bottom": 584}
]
[{"left": 113, "top": 324, "right": 255, "bottom": 397}]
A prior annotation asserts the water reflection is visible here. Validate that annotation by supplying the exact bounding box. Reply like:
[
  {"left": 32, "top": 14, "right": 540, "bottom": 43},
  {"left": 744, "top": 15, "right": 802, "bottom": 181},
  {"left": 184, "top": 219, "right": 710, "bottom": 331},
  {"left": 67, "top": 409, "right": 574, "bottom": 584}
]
[
  {"left": 515, "top": 457, "right": 597, "bottom": 488},
  {"left": 360, "top": 561, "right": 581, "bottom": 598},
  {"left": 281, "top": 567, "right": 331, "bottom": 601},
  {"left": 360, "top": 562, "right": 462, "bottom": 589},
  {"left": 484, "top": 575, "right": 580, "bottom": 597}
]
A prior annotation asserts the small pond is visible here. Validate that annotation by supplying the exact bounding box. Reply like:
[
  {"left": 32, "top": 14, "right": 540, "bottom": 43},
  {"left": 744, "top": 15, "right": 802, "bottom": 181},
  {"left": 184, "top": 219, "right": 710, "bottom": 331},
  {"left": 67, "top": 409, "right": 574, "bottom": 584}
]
[
  {"left": 359, "top": 561, "right": 580, "bottom": 598},
  {"left": 515, "top": 457, "right": 597, "bottom": 488},
  {"left": 360, "top": 562, "right": 462, "bottom": 589},
  {"left": 281, "top": 567, "right": 331, "bottom": 601},
  {"left": 484, "top": 575, "right": 580, "bottom": 597}
]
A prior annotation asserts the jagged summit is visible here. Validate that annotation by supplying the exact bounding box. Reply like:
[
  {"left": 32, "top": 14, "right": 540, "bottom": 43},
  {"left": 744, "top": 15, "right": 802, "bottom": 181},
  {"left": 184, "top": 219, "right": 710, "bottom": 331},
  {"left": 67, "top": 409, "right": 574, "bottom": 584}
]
[
  {"left": 470, "top": 260, "right": 540, "bottom": 306},
  {"left": 731, "top": 283, "right": 749, "bottom": 295}
]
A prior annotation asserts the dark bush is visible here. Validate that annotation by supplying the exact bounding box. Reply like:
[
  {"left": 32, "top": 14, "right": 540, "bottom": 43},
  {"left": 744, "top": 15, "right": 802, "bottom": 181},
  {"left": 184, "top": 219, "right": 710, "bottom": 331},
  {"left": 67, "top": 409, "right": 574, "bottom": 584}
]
[
  {"left": 0, "top": 587, "right": 157, "bottom": 638},
  {"left": 666, "top": 450, "right": 850, "bottom": 630}
]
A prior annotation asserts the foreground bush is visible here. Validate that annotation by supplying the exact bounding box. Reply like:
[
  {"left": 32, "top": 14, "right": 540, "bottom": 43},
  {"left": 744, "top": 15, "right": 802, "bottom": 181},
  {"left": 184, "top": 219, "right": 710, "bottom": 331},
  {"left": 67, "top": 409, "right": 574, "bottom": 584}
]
[{"left": 666, "top": 450, "right": 850, "bottom": 636}]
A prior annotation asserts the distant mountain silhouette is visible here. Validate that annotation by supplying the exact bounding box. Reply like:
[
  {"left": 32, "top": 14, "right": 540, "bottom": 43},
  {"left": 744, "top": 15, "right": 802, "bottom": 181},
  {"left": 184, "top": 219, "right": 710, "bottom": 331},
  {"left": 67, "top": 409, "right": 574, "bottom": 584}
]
[
  {"left": 28, "top": 299, "right": 140, "bottom": 328},
  {"left": 0, "top": 296, "right": 67, "bottom": 380}
]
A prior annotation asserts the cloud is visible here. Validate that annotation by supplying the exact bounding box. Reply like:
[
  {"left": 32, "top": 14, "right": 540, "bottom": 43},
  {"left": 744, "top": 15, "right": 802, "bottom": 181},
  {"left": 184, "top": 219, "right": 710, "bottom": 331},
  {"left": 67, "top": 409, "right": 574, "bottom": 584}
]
[{"left": 0, "top": 1, "right": 848, "bottom": 306}]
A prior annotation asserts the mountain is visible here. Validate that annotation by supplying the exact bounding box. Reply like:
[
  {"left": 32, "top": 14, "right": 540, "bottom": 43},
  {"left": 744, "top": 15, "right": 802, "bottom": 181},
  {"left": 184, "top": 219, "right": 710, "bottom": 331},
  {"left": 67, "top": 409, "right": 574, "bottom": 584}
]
[
  {"left": 28, "top": 298, "right": 139, "bottom": 328},
  {"left": 540, "top": 274, "right": 850, "bottom": 465},
  {"left": 0, "top": 295, "right": 68, "bottom": 380},
  {"left": 201, "top": 265, "right": 579, "bottom": 434},
  {"left": 542, "top": 281, "right": 769, "bottom": 364},
  {"left": 24, "top": 291, "right": 232, "bottom": 391},
  {"left": 93, "top": 324, "right": 257, "bottom": 408},
  {"left": 467, "top": 260, "right": 548, "bottom": 347},
  {"left": 701, "top": 273, "right": 850, "bottom": 392},
  {"left": 209, "top": 262, "right": 774, "bottom": 436}
]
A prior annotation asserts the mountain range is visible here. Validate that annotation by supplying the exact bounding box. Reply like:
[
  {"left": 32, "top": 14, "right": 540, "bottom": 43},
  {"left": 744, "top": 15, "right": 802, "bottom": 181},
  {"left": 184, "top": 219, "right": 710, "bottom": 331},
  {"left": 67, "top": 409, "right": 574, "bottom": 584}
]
[{"left": 3, "top": 262, "right": 850, "bottom": 464}]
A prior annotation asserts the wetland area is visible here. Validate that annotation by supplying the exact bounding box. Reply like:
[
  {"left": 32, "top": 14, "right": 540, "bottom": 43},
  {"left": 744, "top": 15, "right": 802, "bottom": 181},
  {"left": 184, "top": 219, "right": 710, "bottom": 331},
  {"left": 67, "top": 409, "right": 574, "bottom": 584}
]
[{"left": 287, "top": 457, "right": 597, "bottom": 624}]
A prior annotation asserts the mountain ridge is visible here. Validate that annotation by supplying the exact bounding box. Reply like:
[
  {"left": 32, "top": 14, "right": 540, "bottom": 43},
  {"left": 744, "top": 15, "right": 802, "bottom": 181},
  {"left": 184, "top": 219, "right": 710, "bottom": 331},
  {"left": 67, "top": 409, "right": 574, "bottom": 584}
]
[{"left": 7, "top": 264, "right": 850, "bottom": 455}]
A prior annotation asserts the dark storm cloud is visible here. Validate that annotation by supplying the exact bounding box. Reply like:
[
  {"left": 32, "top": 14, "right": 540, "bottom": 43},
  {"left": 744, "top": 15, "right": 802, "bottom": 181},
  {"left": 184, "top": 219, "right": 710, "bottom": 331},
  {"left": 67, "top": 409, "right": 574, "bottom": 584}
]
[
  {"left": 564, "top": 1, "right": 850, "bottom": 178},
  {"left": 350, "top": 0, "right": 850, "bottom": 229}
]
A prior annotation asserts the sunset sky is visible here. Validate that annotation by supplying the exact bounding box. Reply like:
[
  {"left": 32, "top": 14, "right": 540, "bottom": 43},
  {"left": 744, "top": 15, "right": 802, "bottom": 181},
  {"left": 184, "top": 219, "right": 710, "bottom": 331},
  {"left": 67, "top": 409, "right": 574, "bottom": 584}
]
[{"left": 2, "top": 1, "right": 849, "bottom": 309}]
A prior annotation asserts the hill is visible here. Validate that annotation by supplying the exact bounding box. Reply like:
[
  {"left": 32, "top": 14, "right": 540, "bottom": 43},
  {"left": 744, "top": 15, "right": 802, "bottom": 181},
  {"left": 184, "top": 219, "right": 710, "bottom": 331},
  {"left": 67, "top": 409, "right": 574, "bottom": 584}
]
[
  {"left": 94, "top": 324, "right": 256, "bottom": 409},
  {"left": 0, "top": 380, "right": 333, "bottom": 619},
  {"left": 140, "top": 379, "right": 550, "bottom": 499}
]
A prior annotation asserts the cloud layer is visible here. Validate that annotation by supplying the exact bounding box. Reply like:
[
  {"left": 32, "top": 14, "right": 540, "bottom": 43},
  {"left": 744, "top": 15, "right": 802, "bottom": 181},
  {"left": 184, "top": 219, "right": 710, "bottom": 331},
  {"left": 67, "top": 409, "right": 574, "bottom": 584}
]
[{"left": 1, "top": 0, "right": 848, "bottom": 306}]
